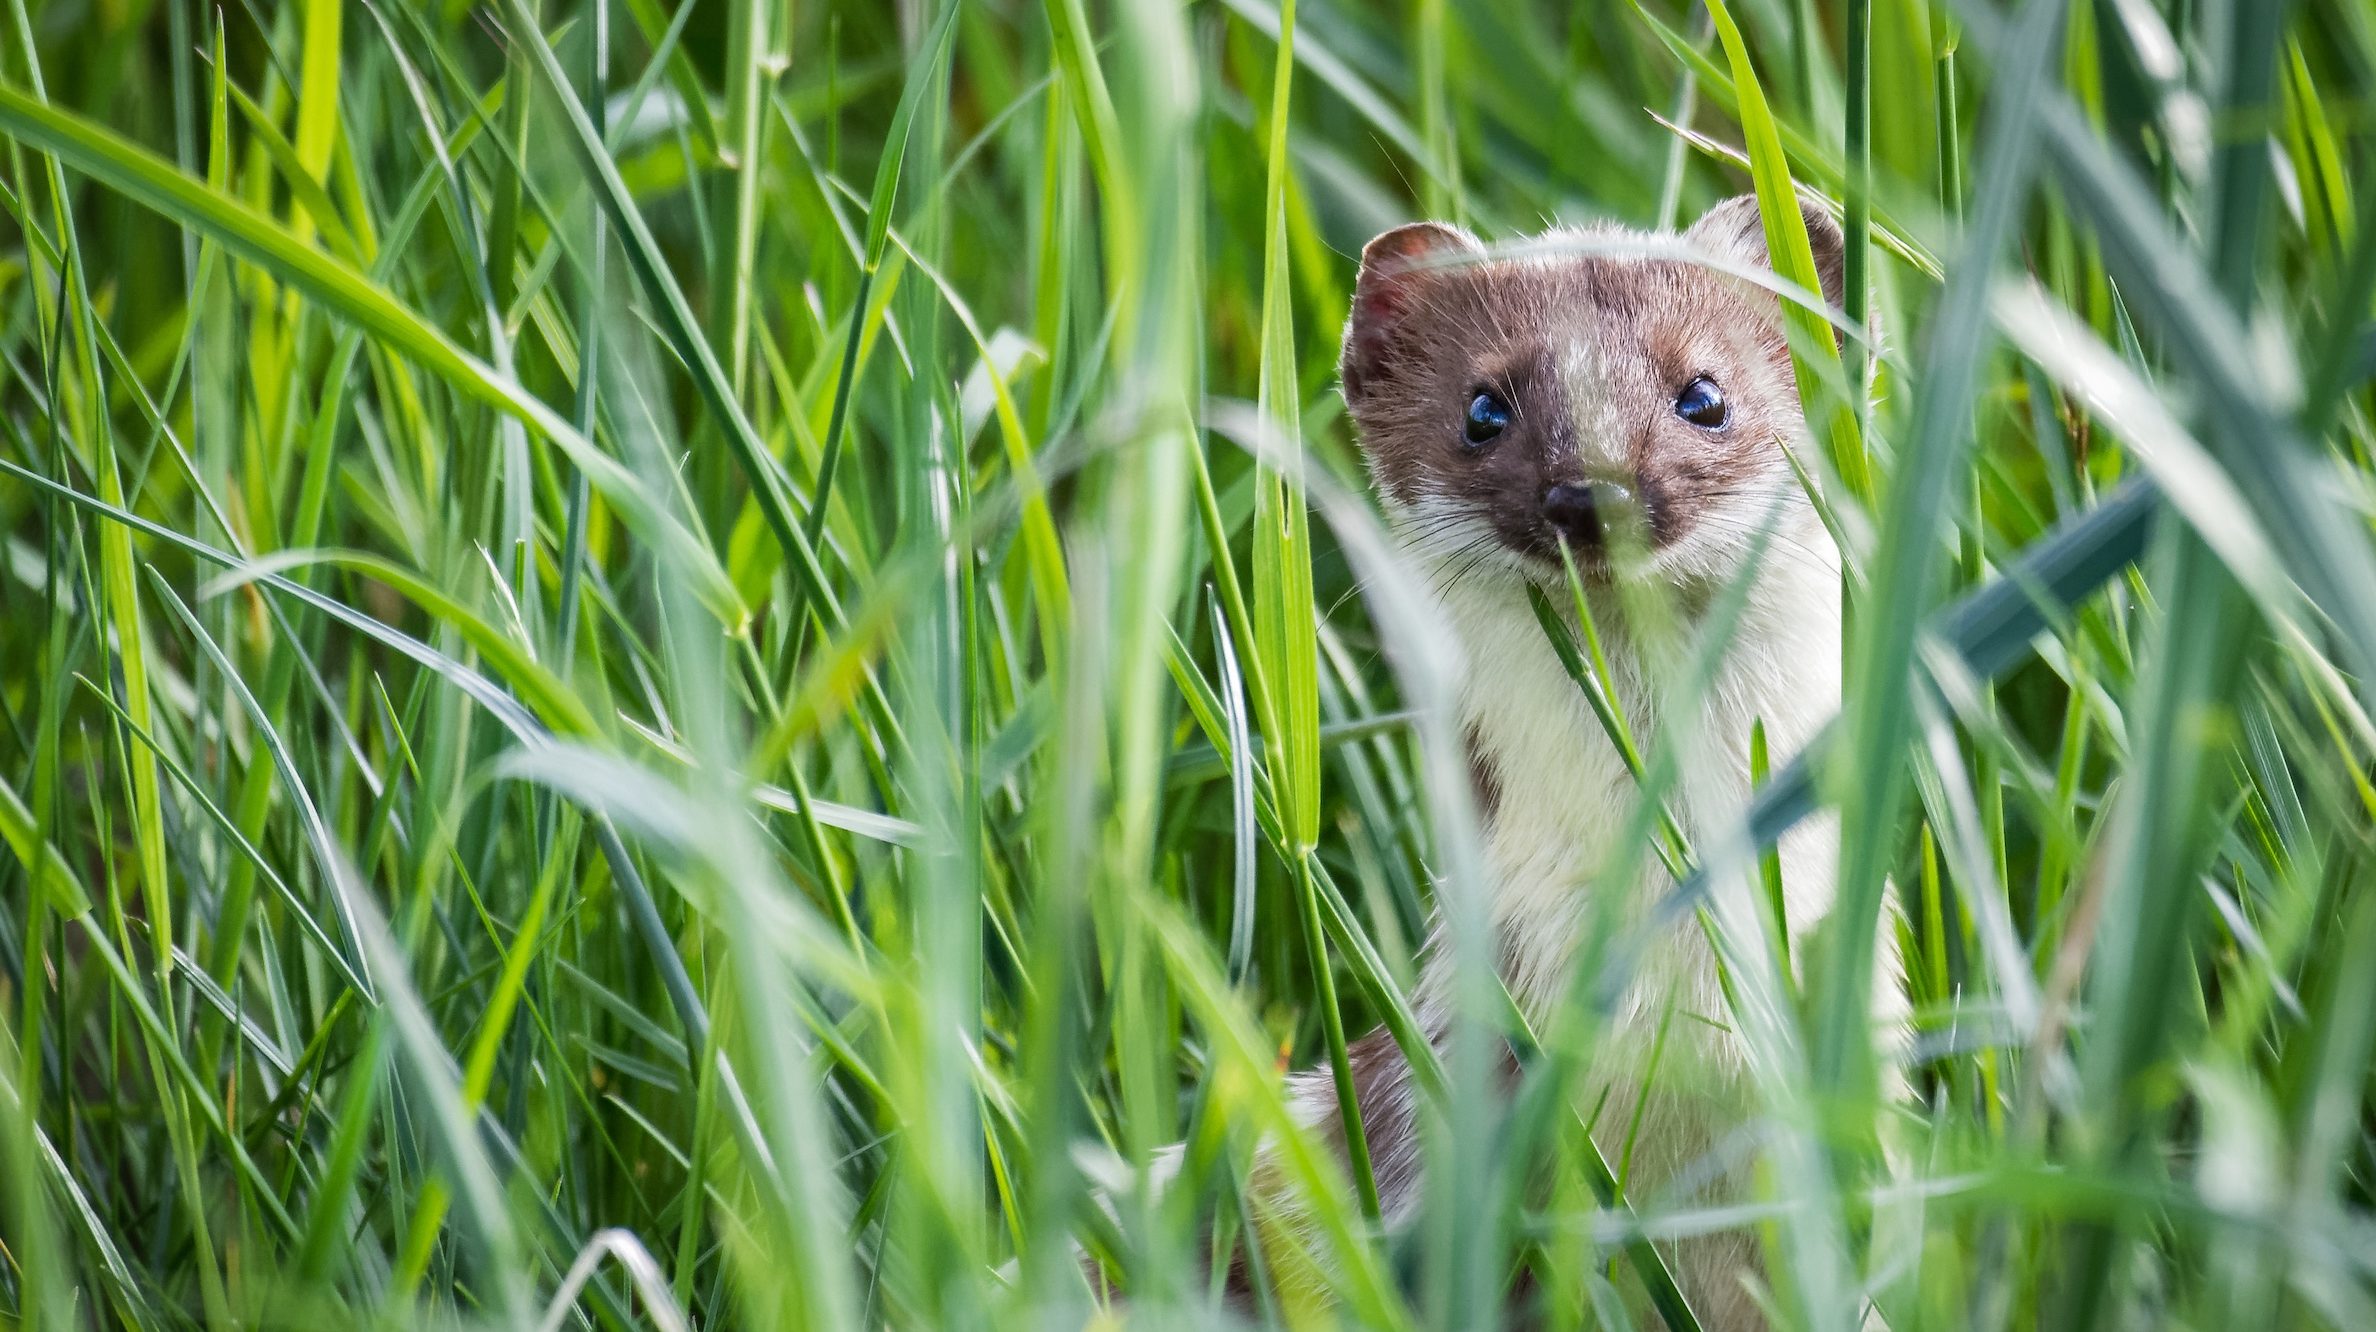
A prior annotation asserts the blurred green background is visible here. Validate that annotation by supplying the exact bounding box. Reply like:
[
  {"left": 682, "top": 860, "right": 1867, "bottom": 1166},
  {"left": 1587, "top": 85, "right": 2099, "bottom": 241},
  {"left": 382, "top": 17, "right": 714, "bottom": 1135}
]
[{"left": 1, "top": 0, "right": 2374, "bottom": 1328}]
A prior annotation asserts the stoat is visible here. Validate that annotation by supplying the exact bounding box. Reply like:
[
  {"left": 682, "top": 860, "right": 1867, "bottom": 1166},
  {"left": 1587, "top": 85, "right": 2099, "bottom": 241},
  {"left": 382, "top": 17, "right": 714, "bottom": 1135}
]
[{"left": 1259, "top": 196, "right": 1895, "bottom": 1328}]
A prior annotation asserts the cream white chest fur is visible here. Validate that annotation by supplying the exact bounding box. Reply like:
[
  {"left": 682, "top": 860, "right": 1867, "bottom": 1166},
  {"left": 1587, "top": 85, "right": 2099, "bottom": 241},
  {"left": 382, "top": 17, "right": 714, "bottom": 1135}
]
[
  {"left": 1432, "top": 503, "right": 1845, "bottom": 1032},
  {"left": 1275, "top": 497, "right": 1854, "bottom": 1287}
]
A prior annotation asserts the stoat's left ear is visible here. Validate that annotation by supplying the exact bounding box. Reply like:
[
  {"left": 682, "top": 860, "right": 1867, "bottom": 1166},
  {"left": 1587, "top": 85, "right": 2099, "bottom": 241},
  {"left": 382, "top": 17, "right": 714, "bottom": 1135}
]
[
  {"left": 1341, "top": 221, "right": 1482, "bottom": 404},
  {"left": 1686, "top": 193, "right": 1846, "bottom": 315}
]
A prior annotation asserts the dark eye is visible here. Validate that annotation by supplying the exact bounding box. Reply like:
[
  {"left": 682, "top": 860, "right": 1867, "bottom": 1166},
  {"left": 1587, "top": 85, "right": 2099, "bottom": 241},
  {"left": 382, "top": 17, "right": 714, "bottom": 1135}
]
[
  {"left": 1464, "top": 391, "right": 1510, "bottom": 447},
  {"left": 1675, "top": 377, "right": 1727, "bottom": 429}
]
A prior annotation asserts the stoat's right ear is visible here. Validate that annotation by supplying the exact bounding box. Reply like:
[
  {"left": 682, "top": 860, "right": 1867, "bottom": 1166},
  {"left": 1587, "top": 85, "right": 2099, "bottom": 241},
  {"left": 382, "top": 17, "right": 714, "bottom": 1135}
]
[
  {"left": 1687, "top": 193, "right": 1846, "bottom": 314},
  {"left": 1341, "top": 221, "right": 1482, "bottom": 404}
]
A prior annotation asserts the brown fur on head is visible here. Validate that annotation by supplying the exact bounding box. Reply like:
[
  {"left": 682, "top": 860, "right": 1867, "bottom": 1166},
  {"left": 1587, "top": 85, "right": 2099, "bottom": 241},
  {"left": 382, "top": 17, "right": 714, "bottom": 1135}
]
[{"left": 1338, "top": 196, "right": 1845, "bottom": 585}]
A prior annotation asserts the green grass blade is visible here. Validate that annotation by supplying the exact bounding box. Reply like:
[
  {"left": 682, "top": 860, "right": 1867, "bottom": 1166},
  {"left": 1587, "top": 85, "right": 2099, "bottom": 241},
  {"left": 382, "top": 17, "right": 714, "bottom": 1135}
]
[
  {"left": 1702, "top": 0, "right": 1870, "bottom": 505},
  {"left": 0, "top": 84, "right": 742, "bottom": 619}
]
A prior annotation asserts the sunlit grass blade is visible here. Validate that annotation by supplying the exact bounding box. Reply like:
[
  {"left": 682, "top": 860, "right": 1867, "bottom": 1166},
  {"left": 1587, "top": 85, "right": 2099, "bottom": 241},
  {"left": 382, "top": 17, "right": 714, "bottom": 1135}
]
[
  {"left": 1819, "top": 0, "right": 2063, "bottom": 1107},
  {"left": 1703, "top": 0, "right": 1870, "bottom": 504}
]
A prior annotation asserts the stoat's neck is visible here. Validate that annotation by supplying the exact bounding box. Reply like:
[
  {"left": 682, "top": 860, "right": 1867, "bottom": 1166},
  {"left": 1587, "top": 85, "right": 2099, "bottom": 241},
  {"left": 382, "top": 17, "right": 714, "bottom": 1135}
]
[{"left": 1428, "top": 534, "right": 1843, "bottom": 1021}]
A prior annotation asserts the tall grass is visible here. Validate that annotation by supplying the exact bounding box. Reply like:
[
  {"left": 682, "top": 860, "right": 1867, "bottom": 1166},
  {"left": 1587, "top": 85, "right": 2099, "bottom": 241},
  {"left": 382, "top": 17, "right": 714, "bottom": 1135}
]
[{"left": 1, "top": 0, "right": 2373, "bottom": 1327}]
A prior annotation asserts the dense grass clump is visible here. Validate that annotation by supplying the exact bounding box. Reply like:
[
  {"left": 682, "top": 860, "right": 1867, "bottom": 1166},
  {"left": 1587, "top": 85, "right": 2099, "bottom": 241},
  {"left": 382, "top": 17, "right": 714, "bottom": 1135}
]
[{"left": 3, "top": 0, "right": 2376, "bottom": 1327}]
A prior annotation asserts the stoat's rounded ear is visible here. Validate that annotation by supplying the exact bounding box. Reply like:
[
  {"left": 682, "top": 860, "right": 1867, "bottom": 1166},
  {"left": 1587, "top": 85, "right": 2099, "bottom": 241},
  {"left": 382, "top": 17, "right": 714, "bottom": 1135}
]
[
  {"left": 1686, "top": 193, "right": 1846, "bottom": 315},
  {"left": 1341, "top": 221, "right": 1482, "bottom": 404}
]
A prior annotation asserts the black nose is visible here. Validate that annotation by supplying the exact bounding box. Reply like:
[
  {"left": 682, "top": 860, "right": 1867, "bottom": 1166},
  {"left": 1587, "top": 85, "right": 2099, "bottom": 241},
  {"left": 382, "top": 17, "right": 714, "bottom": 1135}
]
[{"left": 1542, "top": 481, "right": 1633, "bottom": 551}]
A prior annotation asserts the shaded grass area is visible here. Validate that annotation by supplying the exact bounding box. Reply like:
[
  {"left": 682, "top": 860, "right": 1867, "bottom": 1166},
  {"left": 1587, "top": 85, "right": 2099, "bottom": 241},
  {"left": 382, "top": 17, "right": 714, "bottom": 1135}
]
[{"left": 1, "top": 0, "right": 2375, "bottom": 1327}]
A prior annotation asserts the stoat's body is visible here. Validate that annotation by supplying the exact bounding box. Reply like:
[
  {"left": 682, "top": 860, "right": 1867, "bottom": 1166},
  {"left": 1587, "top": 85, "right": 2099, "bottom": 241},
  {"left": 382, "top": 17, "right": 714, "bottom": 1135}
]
[
  {"left": 1267, "top": 197, "right": 1897, "bottom": 1328},
  {"left": 1439, "top": 515, "right": 1843, "bottom": 1025}
]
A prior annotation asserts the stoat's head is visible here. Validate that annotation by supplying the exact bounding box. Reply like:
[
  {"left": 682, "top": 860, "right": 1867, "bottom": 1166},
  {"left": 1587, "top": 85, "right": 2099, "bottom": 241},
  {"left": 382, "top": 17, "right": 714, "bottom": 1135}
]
[{"left": 1339, "top": 196, "right": 1845, "bottom": 592}]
